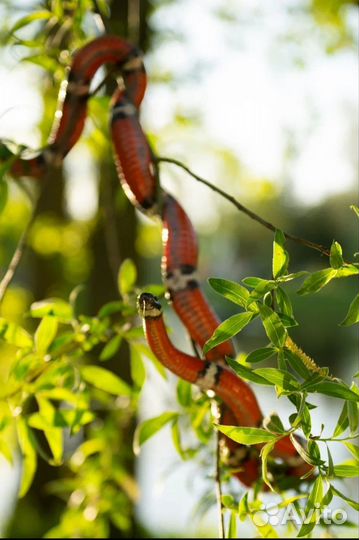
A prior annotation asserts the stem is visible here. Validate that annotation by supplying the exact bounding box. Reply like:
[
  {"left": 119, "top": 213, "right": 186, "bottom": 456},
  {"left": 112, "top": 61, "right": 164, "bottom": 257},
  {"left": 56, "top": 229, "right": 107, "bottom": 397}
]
[
  {"left": 213, "top": 402, "right": 225, "bottom": 539},
  {"left": 157, "top": 156, "right": 331, "bottom": 258},
  {"left": 312, "top": 435, "right": 359, "bottom": 443},
  {"left": 0, "top": 204, "right": 37, "bottom": 304}
]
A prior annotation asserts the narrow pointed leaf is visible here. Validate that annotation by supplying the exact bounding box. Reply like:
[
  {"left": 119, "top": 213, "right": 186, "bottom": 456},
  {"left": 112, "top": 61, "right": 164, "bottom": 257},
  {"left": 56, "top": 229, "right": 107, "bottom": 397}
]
[
  {"left": 275, "top": 287, "right": 293, "bottom": 317},
  {"left": 245, "top": 347, "right": 276, "bottom": 364},
  {"left": 227, "top": 358, "right": 273, "bottom": 385},
  {"left": 261, "top": 440, "right": 276, "bottom": 491},
  {"left": 258, "top": 304, "right": 287, "bottom": 348},
  {"left": 297, "top": 268, "right": 337, "bottom": 295},
  {"left": 100, "top": 334, "right": 123, "bottom": 361},
  {"left": 273, "top": 229, "right": 288, "bottom": 278},
  {"left": 0, "top": 318, "right": 32, "bottom": 348},
  {"left": 133, "top": 412, "right": 178, "bottom": 454},
  {"left": 340, "top": 293, "right": 359, "bottom": 326},
  {"left": 217, "top": 425, "right": 277, "bottom": 445},
  {"left": 35, "top": 317, "right": 58, "bottom": 354},
  {"left": 81, "top": 366, "right": 131, "bottom": 396},
  {"left": 330, "top": 241, "right": 344, "bottom": 269},
  {"left": 333, "top": 401, "right": 349, "bottom": 437},
  {"left": 118, "top": 258, "right": 137, "bottom": 295},
  {"left": 331, "top": 485, "right": 359, "bottom": 511},
  {"left": 208, "top": 278, "right": 250, "bottom": 308},
  {"left": 203, "top": 312, "right": 254, "bottom": 355},
  {"left": 16, "top": 418, "right": 37, "bottom": 497}
]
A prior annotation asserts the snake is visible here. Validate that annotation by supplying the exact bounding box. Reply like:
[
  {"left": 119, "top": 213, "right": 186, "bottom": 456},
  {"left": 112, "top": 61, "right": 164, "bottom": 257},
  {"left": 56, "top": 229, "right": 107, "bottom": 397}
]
[{"left": 2, "top": 34, "right": 312, "bottom": 487}]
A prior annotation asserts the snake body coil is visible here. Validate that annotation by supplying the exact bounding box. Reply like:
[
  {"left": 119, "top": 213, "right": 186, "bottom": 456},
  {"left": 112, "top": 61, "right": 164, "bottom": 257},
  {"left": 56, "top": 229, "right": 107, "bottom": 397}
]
[{"left": 3, "top": 35, "right": 312, "bottom": 487}]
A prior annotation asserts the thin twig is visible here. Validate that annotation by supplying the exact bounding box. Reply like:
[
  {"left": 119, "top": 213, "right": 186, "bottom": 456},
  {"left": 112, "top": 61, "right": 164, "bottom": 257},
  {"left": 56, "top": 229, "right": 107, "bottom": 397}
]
[
  {"left": 157, "top": 156, "right": 331, "bottom": 258},
  {"left": 0, "top": 209, "right": 36, "bottom": 304},
  {"left": 215, "top": 418, "right": 225, "bottom": 539},
  {"left": 89, "top": 64, "right": 122, "bottom": 98}
]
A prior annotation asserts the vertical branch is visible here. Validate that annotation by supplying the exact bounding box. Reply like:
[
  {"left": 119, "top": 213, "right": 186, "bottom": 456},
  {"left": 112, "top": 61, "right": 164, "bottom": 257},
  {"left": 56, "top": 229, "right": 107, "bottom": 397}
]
[
  {"left": 212, "top": 400, "right": 225, "bottom": 539},
  {"left": 215, "top": 426, "right": 226, "bottom": 539},
  {"left": 0, "top": 195, "right": 38, "bottom": 304}
]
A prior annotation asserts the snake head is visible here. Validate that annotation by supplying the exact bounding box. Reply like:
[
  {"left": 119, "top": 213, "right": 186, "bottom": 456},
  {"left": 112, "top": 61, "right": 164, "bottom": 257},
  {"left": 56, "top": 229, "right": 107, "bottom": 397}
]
[{"left": 137, "top": 292, "right": 162, "bottom": 318}]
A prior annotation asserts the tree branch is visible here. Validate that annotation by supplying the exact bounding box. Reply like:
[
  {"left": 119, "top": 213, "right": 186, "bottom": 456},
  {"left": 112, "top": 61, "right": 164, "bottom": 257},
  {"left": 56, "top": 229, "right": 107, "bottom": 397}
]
[
  {"left": 211, "top": 400, "right": 225, "bottom": 539},
  {"left": 157, "top": 156, "right": 331, "bottom": 258},
  {"left": 0, "top": 209, "right": 36, "bottom": 304}
]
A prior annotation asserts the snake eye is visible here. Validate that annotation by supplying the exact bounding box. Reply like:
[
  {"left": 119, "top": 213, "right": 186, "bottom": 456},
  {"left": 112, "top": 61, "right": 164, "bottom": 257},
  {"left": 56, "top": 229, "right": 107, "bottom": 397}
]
[{"left": 137, "top": 293, "right": 162, "bottom": 318}]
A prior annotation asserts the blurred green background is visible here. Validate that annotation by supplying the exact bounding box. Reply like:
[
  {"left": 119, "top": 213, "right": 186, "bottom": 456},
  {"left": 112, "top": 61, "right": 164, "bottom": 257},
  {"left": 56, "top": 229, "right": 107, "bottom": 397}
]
[{"left": 0, "top": 0, "right": 357, "bottom": 537}]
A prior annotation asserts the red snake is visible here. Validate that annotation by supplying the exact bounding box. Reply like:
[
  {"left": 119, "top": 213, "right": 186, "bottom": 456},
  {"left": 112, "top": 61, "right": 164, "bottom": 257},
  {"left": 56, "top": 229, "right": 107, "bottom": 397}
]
[{"left": 2, "top": 35, "right": 312, "bottom": 487}]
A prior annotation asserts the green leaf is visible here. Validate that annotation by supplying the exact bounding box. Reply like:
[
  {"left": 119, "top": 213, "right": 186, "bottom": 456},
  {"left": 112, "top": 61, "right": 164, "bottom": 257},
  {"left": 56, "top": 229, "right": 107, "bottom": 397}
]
[
  {"left": 333, "top": 402, "right": 349, "bottom": 437},
  {"left": 133, "top": 412, "right": 178, "bottom": 454},
  {"left": 336, "top": 264, "right": 359, "bottom": 278},
  {"left": 0, "top": 178, "right": 8, "bottom": 214},
  {"left": 258, "top": 304, "right": 287, "bottom": 348},
  {"left": 263, "top": 413, "right": 285, "bottom": 434},
  {"left": 208, "top": 278, "right": 250, "bottom": 308},
  {"left": 297, "top": 268, "right": 337, "bottom": 295},
  {"left": 221, "top": 494, "right": 235, "bottom": 509},
  {"left": 303, "top": 380, "right": 359, "bottom": 402},
  {"left": 283, "top": 349, "right": 312, "bottom": 379},
  {"left": 238, "top": 492, "right": 249, "bottom": 521},
  {"left": 0, "top": 438, "right": 13, "bottom": 464},
  {"left": 98, "top": 301, "right": 126, "bottom": 319},
  {"left": 308, "top": 440, "right": 321, "bottom": 464},
  {"left": 130, "top": 345, "right": 146, "bottom": 389},
  {"left": 130, "top": 342, "right": 167, "bottom": 380},
  {"left": 23, "top": 54, "right": 59, "bottom": 73},
  {"left": 30, "top": 298, "right": 73, "bottom": 322},
  {"left": 261, "top": 440, "right": 276, "bottom": 491},
  {"left": 171, "top": 419, "right": 197, "bottom": 461},
  {"left": 272, "top": 229, "right": 288, "bottom": 278},
  {"left": 81, "top": 366, "right": 131, "bottom": 396},
  {"left": 203, "top": 312, "right": 254, "bottom": 355},
  {"left": 247, "top": 280, "right": 277, "bottom": 304},
  {"left": 0, "top": 318, "right": 32, "bottom": 348},
  {"left": 253, "top": 368, "right": 299, "bottom": 390},
  {"left": 216, "top": 425, "right": 278, "bottom": 445},
  {"left": 340, "top": 293, "right": 359, "bottom": 326},
  {"left": 347, "top": 389, "right": 359, "bottom": 433},
  {"left": 290, "top": 394, "right": 311, "bottom": 435},
  {"left": 36, "top": 399, "right": 63, "bottom": 465},
  {"left": 176, "top": 379, "right": 192, "bottom": 408},
  {"left": 289, "top": 434, "right": 319, "bottom": 467},
  {"left": 277, "top": 313, "right": 298, "bottom": 328},
  {"left": 330, "top": 241, "right": 344, "bottom": 269},
  {"left": 16, "top": 417, "right": 37, "bottom": 497},
  {"left": 350, "top": 204, "right": 359, "bottom": 219},
  {"left": 242, "top": 277, "right": 271, "bottom": 288},
  {"left": 333, "top": 461, "right": 359, "bottom": 478},
  {"left": 330, "top": 485, "right": 359, "bottom": 511},
  {"left": 343, "top": 442, "right": 359, "bottom": 461},
  {"left": 276, "top": 271, "right": 308, "bottom": 283},
  {"left": 35, "top": 317, "right": 58, "bottom": 354},
  {"left": 326, "top": 445, "right": 334, "bottom": 477},
  {"left": 297, "top": 475, "right": 324, "bottom": 537},
  {"left": 118, "top": 258, "right": 137, "bottom": 295},
  {"left": 245, "top": 347, "right": 277, "bottom": 364},
  {"left": 100, "top": 334, "right": 122, "bottom": 361},
  {"left": 9, "top": 10, "right": 52, "bottom": 33},
  {"left": 275, "top": 287, "right": 293, "bottom": 317},
  {"left": 226, "top": 358, "right": 272, "bottom": 385},
  {"left": 227, "top": 511, "right": 237, "bottom": 538}
]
